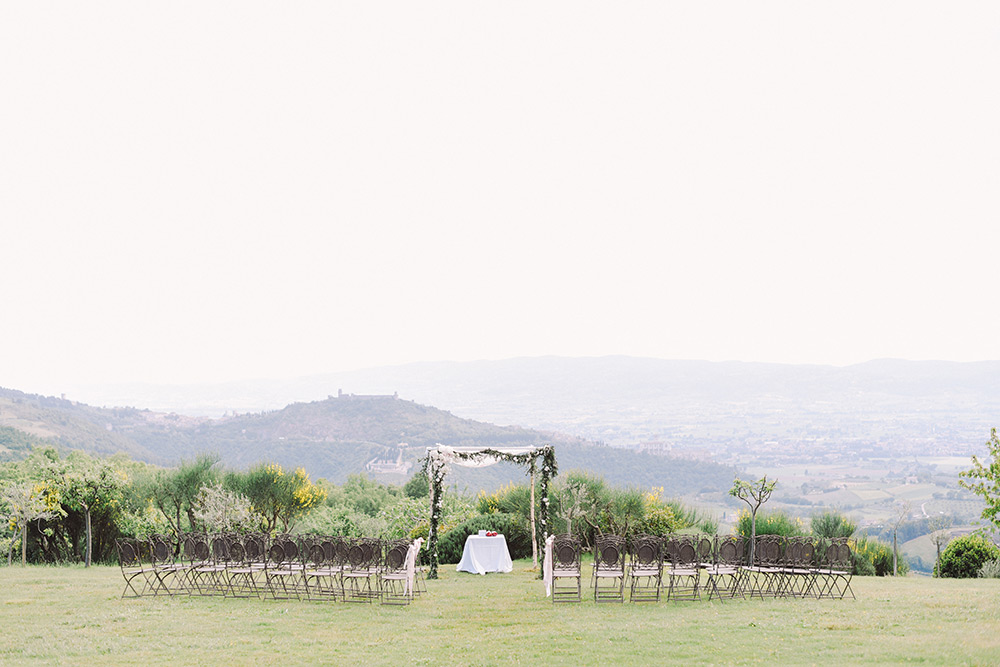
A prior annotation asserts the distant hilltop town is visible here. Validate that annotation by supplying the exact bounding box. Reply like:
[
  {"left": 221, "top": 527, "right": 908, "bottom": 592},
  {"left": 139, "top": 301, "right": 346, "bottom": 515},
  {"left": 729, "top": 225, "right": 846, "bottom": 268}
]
[{"left": 334, "top": 389, "right": 399, "bottom": 400}]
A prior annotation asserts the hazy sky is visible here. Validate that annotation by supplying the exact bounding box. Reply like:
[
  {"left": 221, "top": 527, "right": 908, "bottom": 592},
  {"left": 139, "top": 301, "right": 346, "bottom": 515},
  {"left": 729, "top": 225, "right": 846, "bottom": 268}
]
[{"left": 2, "top": 2, "right": 998, "bottom": 396}]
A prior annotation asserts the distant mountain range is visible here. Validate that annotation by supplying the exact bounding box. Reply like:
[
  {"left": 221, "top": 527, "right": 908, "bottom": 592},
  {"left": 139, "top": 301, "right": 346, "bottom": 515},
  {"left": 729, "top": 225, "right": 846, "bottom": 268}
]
[
  {"left": 0, "top": 386, "right": 736, "bottom": 496},
  {"left": 60, "top": 356, "right": 1000, "bottom": 460}
]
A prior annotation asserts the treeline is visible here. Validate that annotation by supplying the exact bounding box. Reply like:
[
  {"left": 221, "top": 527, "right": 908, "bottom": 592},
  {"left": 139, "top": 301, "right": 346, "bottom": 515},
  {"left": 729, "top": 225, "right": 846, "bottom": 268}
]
[
  {"left": 0, "top": 449, "right": 327, "bottom": 566},
  {"left": 0, "top": 446, "right": 723, "bottom": 567},
  {"left": 2, "top": 446, "right": 917, "bottom": 579}
]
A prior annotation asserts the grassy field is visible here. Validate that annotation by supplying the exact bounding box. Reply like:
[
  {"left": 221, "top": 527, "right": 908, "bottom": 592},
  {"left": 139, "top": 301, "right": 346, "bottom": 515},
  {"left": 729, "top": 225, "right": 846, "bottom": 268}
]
[{"left": 2, "top": 562, "right": 1000, "bottom": 665}]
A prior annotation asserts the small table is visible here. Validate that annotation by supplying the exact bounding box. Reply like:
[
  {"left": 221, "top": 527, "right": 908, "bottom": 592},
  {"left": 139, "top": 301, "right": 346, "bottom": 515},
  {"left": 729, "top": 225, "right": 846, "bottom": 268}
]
[{"left": 456, "top": 534, "right": 513, "bottom": 575}]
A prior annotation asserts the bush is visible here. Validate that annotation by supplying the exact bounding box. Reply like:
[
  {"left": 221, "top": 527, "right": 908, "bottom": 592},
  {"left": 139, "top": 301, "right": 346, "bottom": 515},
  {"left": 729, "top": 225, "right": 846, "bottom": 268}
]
[
  {"left": 377, "top": 497, "right": 429, "bottom": 539},
  {"left": 811, "top": 511, "right": 857, "bottom": 539},
  {"left": 435, "top": 513, "right": 532, "bottom": 564},
  {"left": 852, "top": 536, "right": 907, "bottom": 576},
  {"left": 736, "top": 509, "right": 805, "bottom": 539},
  {"left": 477, "top": 482, "right": 532, "bottom": 516},
  {"left": 297, "top": 505, "right": 360, "bottom": 536},
  {"left": 978, "top": 558, "right": 1000, "bottom": 578},
  {"left": 852, "top": 551, "right": 876, "bottom": 576},
  {"left": 640, "top": 504, "right": 677, "bottom": 536},
  {"left": 936, "top": 533, "right": 1000, "bottom": 578}
]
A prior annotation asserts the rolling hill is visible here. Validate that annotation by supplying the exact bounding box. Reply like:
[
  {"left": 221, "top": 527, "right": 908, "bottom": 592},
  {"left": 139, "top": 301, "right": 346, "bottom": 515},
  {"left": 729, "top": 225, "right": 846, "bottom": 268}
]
[
  {"left": 61, "top": 357, "right": 1000, "bottom": 462},
  {"left": 0, "top": 387, "right": 737, "bottom": 496}
]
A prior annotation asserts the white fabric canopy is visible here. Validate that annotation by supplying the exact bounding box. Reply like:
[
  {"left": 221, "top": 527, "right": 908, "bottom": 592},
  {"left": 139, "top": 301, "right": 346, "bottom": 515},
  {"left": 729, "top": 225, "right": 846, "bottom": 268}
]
[{"left": 429, "top": 444, "right": 540, "bottom": 468}]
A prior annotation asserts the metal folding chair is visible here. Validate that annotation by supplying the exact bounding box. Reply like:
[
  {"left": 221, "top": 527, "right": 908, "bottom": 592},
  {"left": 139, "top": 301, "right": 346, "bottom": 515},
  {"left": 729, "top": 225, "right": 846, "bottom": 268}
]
[
  {"left": 628, "top": 535, "right": 663, "bottom": 602},
  {"left": 550, "top": 534, "right": 583, "bottom": 603},
  {"left": 664, "top": 535, "right": 701, "bottom": 601},
  {"left": 116, "top": 538, "right": 166, "bottom": 598},
  {"left": 343, "top": 537, "right": 381, "bottom": 603},
  {"left": 379, "top": 539, "right": 413, "bottom": 605},
  {"left": 705, "top": 535, "right": 745, "bottom": 601},
  {"left": 593, "top": 535, "right": 627, "bottom": 603}
]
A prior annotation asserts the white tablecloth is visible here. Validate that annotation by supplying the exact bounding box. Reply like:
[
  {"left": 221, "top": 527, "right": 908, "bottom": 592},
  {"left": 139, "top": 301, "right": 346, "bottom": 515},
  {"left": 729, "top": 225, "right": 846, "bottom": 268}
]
[{"left": 456, "top": 534, "right": 513, "bottom": 575}]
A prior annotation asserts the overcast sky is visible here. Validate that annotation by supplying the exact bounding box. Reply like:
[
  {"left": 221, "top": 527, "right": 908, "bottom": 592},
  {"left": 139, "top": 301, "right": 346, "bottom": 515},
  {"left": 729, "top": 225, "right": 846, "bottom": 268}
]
[{"left": 2, "top": 2, "right": 998, "bottom": 396}]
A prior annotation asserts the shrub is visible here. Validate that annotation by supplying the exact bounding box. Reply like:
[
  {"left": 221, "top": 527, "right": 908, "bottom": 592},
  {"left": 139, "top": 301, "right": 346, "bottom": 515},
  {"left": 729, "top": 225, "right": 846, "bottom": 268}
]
[
  {"left": 638, "top": 487, "right": 677, "bottom": 536},
  {"left": 978, "top": 558, "right": 1000, "bottom": 578},
  {"left": 936, "top": 533, "right": 1000, "bottom": 578},
  {"left": 435, "top": 513, "right": 532, "bottom": 564},
  {"left": 811, "top": 511, "right": 857, "bottom": 539},
  {"left": 736, "top": 509, "right": 805, "bottom": 539},
  {"left": 851, "top": 536, "right": 907, "bottom": 576},
  {"left": 697, "top": 517, "right": 719, "bottom": 535},
  {"left": 377, "top": 497, "right": 429, "bottom": 538},
  {"left": 662, "top": 497, "right": 699, "bottom": 530},
  {"left": 477, "top": 482, "right": 531, "bottom": 516},
  {"left": 852, "top": 551, "right": 876, "bottom": 576},
  {"left": 641, "top": 504, "right": 677, "bottom": 536},
  {"left": 297, "top": 505, "right": 359, "bottom": 536}
]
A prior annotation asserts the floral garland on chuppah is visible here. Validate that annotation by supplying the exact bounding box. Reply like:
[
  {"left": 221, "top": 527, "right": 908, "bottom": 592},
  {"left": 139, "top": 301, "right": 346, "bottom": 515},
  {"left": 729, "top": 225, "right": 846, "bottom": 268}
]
[{"left": 421, "top": 444, "right": 557, "bottom": 579}]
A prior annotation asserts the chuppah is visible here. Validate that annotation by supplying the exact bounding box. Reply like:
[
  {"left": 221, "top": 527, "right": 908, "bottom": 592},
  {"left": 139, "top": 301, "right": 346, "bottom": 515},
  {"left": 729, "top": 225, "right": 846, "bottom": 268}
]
[{"left": 422, "top": 444, "right": 557, "bottom": 579}]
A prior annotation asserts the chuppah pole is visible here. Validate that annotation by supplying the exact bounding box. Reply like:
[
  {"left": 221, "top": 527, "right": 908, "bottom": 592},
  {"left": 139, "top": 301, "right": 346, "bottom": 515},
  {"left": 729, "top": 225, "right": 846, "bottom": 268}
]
[{"left": 530, "top": 462, "right": 537, "bottom": 569}]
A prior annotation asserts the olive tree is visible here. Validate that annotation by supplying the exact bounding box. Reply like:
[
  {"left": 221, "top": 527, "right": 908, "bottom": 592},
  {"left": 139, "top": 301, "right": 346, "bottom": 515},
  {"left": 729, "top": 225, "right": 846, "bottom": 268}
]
[
  {"left": 192, "top": 482, "right": 261, "bottom": 533},
  {"left": 729, "top": 475, "right": 777, "bottom": 564},
  {"left": 2, "top": 482, "right": 58, "bottom": 566}
]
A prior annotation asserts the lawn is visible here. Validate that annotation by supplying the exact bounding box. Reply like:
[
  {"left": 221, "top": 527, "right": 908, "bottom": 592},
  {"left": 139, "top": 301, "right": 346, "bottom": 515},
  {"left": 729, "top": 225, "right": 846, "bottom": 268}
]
[{"left": 2, "top": 562, "right": 999, "bottom": 665}]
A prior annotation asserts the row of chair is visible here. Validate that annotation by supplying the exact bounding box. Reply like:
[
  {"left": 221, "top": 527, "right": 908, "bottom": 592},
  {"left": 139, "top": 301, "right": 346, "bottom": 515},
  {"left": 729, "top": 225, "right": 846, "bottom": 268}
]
[
  {"left": 547, "top": 534, "right": 854, "bottom": 603},
  {"left": 116, "top": 533, "right": 425, "bottom": 605}
]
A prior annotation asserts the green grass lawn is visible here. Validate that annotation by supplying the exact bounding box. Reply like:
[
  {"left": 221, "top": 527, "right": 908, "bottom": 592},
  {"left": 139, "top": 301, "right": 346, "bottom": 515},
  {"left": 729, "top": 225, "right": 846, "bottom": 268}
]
[{"left": 2, "top": 562, "right": 999, "bottom": 665}]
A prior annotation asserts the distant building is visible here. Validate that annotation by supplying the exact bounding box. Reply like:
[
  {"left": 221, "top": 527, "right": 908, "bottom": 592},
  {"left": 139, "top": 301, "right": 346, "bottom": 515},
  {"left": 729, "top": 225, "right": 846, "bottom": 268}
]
[{"left": 365, "top": 445, "right": 411, "bottom": 475}]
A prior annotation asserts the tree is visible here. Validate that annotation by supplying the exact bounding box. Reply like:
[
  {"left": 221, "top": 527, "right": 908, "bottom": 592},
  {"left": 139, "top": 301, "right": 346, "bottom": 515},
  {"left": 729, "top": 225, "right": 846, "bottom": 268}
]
[
  {"left": 227, "top": 463, "right": 326, "bottom": 533},
  {"left": 891, "top": 501, "right": 912, "bottom": 576},
  {"left": 555, "top": 471, "right": 604, "bottom": 537},
  {"left": 58, "top": 454, "right": 128, "bottom": 567},
  {"left": 2, "top": 482, "right": 59, "bottom": 566},
  {"left": 144, "top": 454, "right": 219, "bottom": 542},
  {"left": 927, "top": 515, "right": 951, "bottom": 577},
  {"left": 729, "top": 475, "right": 777, "bottom": 565},
  {"left": 192, "top": 483, "right": 261, "bottom": 533},
  {"left": 402, "top": 471, "right": 429, "bottom": 500},
  {"left": 959, "top": 428, "right": 1000, "bottom": 530}
]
